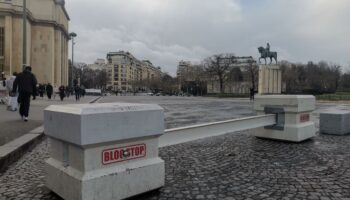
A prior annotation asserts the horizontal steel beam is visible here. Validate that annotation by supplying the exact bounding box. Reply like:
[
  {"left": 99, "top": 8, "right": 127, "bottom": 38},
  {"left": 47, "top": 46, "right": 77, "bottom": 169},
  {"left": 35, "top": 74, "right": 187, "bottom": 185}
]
[{"left": 159, "top": 114, "right": 276, "bottom": 147}]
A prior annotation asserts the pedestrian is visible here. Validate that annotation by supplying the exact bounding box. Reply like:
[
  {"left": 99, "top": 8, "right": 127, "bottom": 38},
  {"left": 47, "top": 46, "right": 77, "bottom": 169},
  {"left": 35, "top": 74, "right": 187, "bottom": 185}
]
[
  {"left": 53, "top": 85, "right": 58, "bottom": 99},
  {"left": 38, "top": 84, "right": 45, "bottom": 98},
  {"left": 250, "top": 87, "right": 255, "bottom": 101},
  {"left": 46, "top": 83, "right": 53, "bottom": 100},
  {"left": 74, "top": 85, "right": 80, "bottom": 101},
  {"left": 59, "top": 85, "right": 65, "bottom": 101},
  {"left": 6, "top": 72, "right": 18, "bottom": 111},
  {"left": 12, "top": 66, "right": 37, "bottom": 122}
]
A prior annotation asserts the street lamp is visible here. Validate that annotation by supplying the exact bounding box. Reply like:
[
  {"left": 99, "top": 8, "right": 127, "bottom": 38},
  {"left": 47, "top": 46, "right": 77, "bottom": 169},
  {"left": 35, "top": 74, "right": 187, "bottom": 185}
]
[{"left": 69, "top": 32, "right": 77, "bottom": 87}]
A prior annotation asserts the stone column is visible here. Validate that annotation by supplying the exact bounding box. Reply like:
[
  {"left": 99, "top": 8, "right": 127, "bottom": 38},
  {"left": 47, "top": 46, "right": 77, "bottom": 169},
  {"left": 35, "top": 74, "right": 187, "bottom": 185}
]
[
  {"left": 4, "top": 16, "right": 12, "bottom": 75},
  {"left": 258, "top": 64, "right": 282, "bottom": 94}
]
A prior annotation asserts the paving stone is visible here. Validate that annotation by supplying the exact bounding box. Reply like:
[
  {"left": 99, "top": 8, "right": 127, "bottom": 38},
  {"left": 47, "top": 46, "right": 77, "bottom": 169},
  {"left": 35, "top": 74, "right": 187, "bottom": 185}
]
[{"left": 1, "top": 109, "right": 350, "bottom": 199}]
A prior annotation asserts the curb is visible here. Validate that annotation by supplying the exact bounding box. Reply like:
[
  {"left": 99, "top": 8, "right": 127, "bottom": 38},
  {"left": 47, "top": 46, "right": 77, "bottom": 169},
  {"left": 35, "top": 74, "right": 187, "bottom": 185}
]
[
  {"left": 0, "top": 127, "right": 44, "bottom": 172},
  {"left": 0, "top": 96, "right": 102, "bottom": 173}
]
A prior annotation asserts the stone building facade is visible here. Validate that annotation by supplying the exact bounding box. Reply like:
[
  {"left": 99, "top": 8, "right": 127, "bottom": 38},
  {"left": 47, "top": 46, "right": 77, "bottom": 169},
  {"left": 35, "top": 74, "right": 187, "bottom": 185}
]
[
  {"left": 106, "top": 51, "right": 162, "bottom": 91},
  {"left": 177, "top": 57, "right": 258, "bottom": 94},
  {"left": 0, "top": 0, "right": 70, "bottom": 86}
]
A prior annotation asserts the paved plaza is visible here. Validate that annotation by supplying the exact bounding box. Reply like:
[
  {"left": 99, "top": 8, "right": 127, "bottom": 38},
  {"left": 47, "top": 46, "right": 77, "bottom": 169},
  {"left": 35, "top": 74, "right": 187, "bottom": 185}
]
[{"left": 0, "top": 96, "right": 350, "bottom": 199}]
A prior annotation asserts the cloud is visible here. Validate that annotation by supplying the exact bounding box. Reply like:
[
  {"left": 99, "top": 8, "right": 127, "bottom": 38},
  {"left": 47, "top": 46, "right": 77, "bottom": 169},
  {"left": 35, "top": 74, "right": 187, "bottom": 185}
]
[{"left": 66, "top": 0, "right": 350, "bottom": 75}]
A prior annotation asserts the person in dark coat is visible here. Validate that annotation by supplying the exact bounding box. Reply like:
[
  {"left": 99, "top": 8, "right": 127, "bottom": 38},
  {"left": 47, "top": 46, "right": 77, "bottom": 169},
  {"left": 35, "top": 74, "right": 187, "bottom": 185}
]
[
  {"left": 46, "top": 83, "right": 53, "bottom": 100},
  {"left": 250, "top": 87, "right": 255, "bottom": 101},
  {"left": 38, "top": 84, "right": 45, "bottom": 98},
  {"left": 58, "top": 85, "right": 65, "bottom": 101},
  {"left": 12, "top": 66, "right": 37, "bottom": 121},
  {"left": 74, "top": 85, "right": 80, "bottom": 101}
]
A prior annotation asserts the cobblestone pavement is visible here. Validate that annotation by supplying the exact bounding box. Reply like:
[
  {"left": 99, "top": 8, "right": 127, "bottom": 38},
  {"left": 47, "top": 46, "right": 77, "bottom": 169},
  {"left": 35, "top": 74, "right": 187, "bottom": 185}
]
[
  {"left": 1, "top": 97, "right": 350, "bottom": 199},
  {"left": 1, "top": 131, "right": 350, "bottom": 200}
]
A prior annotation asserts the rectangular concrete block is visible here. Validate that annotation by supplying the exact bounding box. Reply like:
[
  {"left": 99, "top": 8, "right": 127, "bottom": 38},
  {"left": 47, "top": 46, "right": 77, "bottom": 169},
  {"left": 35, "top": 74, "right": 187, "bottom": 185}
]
[
  {"left": 320, "top": 109, "right": 350, "bottom": 135},
  {"left": 44, "top": 103, "right": 164, "bottom": 146},
  {"left": 254, "top": 95, "right": 315, "bottom": 113},
  {"left": 45, "top": 103, "right": 166, "bottom": 200},
  {"left": 46, "top": 157, "right": 165, "bottom": 200},
  {"left": 254, "top": 95, "right": 316, "bottom": 142}
]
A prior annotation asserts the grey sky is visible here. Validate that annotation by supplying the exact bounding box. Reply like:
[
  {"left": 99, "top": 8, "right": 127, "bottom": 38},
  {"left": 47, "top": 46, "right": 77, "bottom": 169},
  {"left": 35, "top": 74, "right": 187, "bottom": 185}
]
[{"left": 66, "top": 0, "right": 350, "bottom": 75}]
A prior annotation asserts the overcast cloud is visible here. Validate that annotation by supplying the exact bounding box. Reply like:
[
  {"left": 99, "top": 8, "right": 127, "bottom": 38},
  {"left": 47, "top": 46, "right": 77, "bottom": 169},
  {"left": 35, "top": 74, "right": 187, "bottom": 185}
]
[{"left": 65, "top": 0, "right": 350, "bottom": 75}]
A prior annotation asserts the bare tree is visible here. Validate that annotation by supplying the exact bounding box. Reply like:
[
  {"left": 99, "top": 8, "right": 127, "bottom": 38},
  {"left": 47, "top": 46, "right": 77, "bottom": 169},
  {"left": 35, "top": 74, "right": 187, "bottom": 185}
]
[{"left": 204, "top": 53, "right": 235, "bottom": 93}]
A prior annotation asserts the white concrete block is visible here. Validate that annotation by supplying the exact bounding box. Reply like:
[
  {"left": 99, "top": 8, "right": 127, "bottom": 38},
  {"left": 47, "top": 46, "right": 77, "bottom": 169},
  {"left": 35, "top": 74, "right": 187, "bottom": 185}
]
[
  {"left": 46, "top": 156, "right": 164, "bottom": 200},
  {"left": 254, "top": 95, "right": 316, "bottom": 142},
  {"left": 45, "top": 103, "right": 165, "bottom": 200},
  {"left": 44, "top": 103, "right": 164, "bottom": 146},
  {"left": 254, "top": 95, "right": 315, "bottom": 113}
]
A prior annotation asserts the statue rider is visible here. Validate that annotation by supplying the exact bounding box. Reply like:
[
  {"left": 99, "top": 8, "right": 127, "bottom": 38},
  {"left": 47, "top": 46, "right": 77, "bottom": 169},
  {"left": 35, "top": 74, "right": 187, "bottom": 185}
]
[{"left": 266, "top": 42, "right": 270, "bottom": 54}]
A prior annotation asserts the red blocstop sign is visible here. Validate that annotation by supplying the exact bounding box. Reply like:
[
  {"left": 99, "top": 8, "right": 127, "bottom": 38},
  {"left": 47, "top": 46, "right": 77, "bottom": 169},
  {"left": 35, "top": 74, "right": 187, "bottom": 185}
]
[{"left": 102, "top": 144, "right": 146, "bottom": 165}]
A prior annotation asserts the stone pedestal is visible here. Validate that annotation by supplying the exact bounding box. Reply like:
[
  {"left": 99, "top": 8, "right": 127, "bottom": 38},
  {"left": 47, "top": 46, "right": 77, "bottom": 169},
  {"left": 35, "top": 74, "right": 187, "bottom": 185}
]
[
  {"left": 44, "top": 103, "right": 165, "bottom": 200},
  {"left": 254, "top": 95, "right": 316, "bottom": 142},
  {"left": 258, "top": 65, "right": 282, "bottom": 94}
]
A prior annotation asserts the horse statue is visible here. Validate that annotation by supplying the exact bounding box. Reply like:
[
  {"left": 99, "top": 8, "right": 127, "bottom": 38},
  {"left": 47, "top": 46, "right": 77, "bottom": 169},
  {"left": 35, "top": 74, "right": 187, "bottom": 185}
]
[{"left": 258, "top": 46, "right": 278, "bottom": 64}]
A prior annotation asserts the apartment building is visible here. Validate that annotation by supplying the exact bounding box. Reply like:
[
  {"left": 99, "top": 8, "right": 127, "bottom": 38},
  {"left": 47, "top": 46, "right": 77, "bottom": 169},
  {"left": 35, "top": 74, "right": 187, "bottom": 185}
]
[{"left": 106, "top": 51, "right": 162, "bottom": 91}]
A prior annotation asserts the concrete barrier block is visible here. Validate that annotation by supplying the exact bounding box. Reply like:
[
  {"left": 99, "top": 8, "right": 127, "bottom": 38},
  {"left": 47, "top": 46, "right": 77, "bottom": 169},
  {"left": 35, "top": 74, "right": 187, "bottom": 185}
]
[
  {"left": 320, "top": 109, "right": 350, "bottom": 135},
  {"left": 44, "top": 103, "right": 164, "bottom": 146},
  {"left": 254, "top": 95, "right": 316, "bottom": 142},
  {"left": 44, "top": 103, "right": 165, "bottom": 200}
]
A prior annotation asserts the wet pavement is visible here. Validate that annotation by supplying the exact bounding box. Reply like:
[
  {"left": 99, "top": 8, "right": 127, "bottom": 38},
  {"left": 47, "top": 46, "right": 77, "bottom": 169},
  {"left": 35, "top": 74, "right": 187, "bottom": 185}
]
[
  {"left": 0, "top": 96, "right": 96, "bottom": 146},
  {"left": 99, "top": 96, "right": 255, "bottom": 128},
  {"left": 1, "top": 96, "right": 350, "bottom": 200}
]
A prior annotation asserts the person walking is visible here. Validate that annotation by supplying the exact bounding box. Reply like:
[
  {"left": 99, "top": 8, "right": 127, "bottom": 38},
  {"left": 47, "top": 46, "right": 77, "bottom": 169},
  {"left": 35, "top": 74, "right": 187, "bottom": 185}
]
[
  {"left": 250, "top": 87, "right": 255, "bottom": 101},
  {"left": 38, "top": 84, "right": 45, "bottom": 99},
  {"left": 12, "top": 66, "right": 37, "bottom": 122},
  {"left": 6, "top": 72, "right": 18, "bottom": 111},
  {"left": 74, "top": 85, "right": 80, "bottom": 101},
  {"left": 59, "top": 85, "right": 65, "bottom": 101},
  {"left": 46, "top": 83, "right": 53, "bottom": 100}
]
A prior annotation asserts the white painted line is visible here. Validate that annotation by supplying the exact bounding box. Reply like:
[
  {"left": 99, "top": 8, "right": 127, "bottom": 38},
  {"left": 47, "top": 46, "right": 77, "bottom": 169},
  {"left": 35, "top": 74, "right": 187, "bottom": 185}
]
[{"left": 159, "top": 114, "right": 276, "bottom": 147}]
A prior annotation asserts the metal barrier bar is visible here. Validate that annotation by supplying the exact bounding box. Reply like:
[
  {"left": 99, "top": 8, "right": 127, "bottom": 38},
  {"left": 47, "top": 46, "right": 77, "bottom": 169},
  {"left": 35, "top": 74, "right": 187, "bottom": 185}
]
[{"left": 160, "top": 114, "right": 276, "bottom": 147}]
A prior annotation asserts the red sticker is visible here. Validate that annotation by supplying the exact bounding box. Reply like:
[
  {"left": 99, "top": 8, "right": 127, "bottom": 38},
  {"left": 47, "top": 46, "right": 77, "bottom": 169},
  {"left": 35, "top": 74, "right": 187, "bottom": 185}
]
[
  {"left": 102, "top": 144, "right": 146, "bottom": 165},
  {"left": 300, "top": 114, "right": 310, "bottom": 123}
]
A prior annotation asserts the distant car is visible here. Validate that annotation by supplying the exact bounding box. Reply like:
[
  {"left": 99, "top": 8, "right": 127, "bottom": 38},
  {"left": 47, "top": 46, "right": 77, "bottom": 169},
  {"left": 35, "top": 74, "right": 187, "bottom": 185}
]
[
  {"left": 147, "top": 93, "right": 154, "bottom": 96},
  {"left": 155, "top": 93, "right": 161, "bottom": 96}
]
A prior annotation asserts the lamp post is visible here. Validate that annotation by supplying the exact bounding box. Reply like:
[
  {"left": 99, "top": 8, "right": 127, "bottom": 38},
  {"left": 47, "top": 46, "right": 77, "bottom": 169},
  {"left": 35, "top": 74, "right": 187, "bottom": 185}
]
[
  {"left": 69, "top": 32, "right": 77, "bottom": 87},
  {"left": 22, "top": 0, "right": 27, "bottom": 70}
]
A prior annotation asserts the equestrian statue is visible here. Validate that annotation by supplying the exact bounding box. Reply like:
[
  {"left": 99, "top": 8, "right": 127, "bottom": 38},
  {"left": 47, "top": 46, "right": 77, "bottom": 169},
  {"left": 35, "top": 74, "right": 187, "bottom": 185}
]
[{"left": 258, "top": 42, "right": 278, "bottom": 64}]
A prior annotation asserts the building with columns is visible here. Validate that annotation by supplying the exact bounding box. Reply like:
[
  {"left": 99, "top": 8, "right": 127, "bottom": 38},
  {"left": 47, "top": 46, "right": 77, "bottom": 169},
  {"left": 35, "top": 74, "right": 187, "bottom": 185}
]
[{"left": 0, "top": 0, "right": 70, "bottom": 86}]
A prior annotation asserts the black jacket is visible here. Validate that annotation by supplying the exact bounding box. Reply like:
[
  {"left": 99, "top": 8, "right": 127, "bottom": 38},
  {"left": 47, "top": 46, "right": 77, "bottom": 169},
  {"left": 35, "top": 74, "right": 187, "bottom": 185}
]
[
  {"left": 46, "top": 84, "right": 53, "bottom": 94},
  {"left": 12, "top": 69, "right": 37, "bottom": 95}
]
